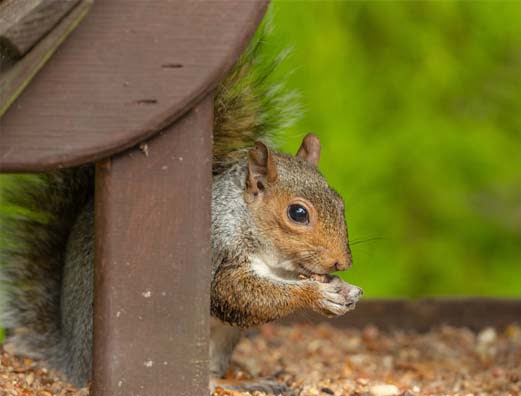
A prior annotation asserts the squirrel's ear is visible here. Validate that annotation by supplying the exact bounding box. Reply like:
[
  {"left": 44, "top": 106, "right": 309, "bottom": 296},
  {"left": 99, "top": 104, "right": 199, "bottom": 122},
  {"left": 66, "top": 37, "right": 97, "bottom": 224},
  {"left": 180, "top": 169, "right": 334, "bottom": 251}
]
[
  {"left": 246, "top": 141, "right": 278, "bottom": 197},
  {"left": 296, "top": 133, "right": 321, "bottom": 167}
]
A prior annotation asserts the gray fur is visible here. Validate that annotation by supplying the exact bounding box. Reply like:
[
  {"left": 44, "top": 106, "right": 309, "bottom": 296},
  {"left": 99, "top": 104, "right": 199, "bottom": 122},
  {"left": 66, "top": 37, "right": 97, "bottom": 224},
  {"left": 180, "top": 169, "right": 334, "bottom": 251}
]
[
  {"left": 209, "top": 317, "right": 242, "bottom": 377},
  {"left": 211, "top": 154, "right": 257, "bottom": 272},
  {"left": 59, "top": 200, "right": 94, "bottom": 385}
]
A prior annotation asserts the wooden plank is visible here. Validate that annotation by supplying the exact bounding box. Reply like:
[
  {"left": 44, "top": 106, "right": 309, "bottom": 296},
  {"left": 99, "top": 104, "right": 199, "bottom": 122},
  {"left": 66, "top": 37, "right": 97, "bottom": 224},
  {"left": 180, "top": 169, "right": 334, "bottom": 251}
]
[
  {"left": 0, "top": 0, "right": 80, "bottom": 59},
  {"left": 0, "top": 0, "right": 269, "bottom": 172},
  {"left": 0, "top": 0, "right": 91, "bottom": 118},
  {"left": 282, "top": 298, "right": 521, "bottom": 331},
  {"left": 93, "top": 96, "right": 213, "bottom": 396}
]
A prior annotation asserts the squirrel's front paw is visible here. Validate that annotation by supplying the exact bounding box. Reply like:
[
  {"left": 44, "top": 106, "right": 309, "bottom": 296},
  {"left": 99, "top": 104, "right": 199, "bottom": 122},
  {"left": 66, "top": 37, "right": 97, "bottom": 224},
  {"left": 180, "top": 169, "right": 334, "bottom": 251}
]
[{"left": 312, "top": 277, "right": 363, "bottom": 317}]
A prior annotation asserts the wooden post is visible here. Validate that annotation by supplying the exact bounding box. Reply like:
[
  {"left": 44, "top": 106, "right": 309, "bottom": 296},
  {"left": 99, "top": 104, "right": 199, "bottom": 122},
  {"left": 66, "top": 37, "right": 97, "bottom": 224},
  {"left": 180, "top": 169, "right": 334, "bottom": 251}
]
[{"left": 93, "top": 96, "right": 213, "bottom": 396}]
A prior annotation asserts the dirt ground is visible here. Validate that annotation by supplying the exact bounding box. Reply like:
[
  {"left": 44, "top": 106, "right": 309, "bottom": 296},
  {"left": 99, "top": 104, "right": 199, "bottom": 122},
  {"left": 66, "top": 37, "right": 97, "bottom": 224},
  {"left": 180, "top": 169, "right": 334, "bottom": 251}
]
[
  {"left": 1, "top": 322, "right": 520, "bottom": 396},
  {"left": 223, "top": 323, "right": 521, "bottom": 396}
]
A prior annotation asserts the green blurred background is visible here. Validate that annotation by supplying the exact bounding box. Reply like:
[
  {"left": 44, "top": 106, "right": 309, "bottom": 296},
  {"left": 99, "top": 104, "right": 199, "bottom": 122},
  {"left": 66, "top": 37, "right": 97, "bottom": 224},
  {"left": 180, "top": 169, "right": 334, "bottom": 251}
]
[{"left": 269, "top": 1, "right": 521, "bottom": 297}]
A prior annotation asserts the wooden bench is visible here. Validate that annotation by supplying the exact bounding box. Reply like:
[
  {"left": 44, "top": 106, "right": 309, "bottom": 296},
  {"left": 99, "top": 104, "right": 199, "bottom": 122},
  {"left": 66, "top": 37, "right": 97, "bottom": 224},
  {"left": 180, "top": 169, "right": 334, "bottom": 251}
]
[{"left": 0, "top": 1, "right": 268, "bottom": 394}]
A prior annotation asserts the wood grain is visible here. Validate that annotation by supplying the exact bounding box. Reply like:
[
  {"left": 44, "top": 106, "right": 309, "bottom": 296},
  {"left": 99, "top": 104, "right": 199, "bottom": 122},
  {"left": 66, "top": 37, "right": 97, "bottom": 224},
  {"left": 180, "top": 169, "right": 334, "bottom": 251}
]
[
  {"left": 0, "top": 0, "right": 79, "bottom": 58},
  {"left": 93, "top": 96, "right": 213, "bottom": 395},
  {"left": 0, "top": 0, "right": 269, "bottom": 172}
]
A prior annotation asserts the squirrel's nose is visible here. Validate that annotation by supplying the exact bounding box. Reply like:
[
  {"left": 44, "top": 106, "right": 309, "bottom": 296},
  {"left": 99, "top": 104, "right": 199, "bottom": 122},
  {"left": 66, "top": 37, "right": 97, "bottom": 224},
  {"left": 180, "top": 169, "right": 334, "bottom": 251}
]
[{"left": 332, "top": 254, "right": 352, "bottom": 272}]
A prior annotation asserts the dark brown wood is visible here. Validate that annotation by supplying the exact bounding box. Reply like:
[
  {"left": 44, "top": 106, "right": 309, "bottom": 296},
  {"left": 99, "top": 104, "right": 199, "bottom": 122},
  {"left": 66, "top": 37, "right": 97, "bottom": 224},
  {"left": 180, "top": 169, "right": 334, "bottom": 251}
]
[
  {"left": 282, "top": 298, "right": 521, "bottom": 331},
  {"left": 0, "top": 0, "right": 79, "bottom": 58},
  {"left": 0, "top": 0, "right": 91, "bottom": 117},
  {"left": 93, "top": 96, "right": 213, "bottom": 396},
  {"left": 0, "top": 0, "right": 269, "bottom": 172}
]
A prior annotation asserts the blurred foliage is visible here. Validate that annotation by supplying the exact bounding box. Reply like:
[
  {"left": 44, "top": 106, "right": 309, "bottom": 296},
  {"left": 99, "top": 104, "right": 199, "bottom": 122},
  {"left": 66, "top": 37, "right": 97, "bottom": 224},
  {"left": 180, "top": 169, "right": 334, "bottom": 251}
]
[{"left": 268, "top": 1, "right": 521, "bottom": 297}]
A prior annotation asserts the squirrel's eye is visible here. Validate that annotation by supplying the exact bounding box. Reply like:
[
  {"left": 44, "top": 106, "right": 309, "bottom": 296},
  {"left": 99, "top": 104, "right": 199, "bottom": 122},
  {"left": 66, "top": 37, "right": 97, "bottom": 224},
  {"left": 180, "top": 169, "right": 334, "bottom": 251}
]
[{"left": 288, "top": 204, "right": 309, "bottom": 225}]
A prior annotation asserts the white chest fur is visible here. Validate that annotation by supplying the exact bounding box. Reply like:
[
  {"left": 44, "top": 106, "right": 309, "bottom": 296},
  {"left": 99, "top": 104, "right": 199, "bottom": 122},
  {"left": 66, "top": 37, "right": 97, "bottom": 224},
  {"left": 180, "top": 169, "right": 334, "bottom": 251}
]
[{"left": 250, "top": 255, "right": 298, "bottom": 282}]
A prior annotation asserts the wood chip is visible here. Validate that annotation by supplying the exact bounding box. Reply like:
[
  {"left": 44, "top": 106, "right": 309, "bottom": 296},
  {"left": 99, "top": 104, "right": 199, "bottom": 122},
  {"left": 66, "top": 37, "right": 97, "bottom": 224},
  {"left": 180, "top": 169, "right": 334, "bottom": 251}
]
[{"left": 370, "top": 384, "right": 400, "bottom": 395}]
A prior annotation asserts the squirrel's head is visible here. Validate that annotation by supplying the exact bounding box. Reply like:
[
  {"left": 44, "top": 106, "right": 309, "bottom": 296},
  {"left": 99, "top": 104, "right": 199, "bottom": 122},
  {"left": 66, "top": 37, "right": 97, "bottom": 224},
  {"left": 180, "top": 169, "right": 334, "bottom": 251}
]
[{"left": 244, "top": 134, "right": 352, "bottom": 277}]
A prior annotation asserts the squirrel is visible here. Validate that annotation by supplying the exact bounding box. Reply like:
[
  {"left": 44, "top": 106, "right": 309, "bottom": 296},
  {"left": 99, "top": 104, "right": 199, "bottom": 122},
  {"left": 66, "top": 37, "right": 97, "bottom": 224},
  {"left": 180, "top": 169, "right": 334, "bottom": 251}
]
[{"left": 0, "top": 21, "right": 363, "bottom": 395}]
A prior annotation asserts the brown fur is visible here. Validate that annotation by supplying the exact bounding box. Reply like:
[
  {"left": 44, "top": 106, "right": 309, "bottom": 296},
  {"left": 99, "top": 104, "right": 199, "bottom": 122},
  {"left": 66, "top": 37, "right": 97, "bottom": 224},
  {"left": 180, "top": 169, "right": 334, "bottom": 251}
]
[{"left": 211, "top": 257, "right": 321, "bottom": 327}]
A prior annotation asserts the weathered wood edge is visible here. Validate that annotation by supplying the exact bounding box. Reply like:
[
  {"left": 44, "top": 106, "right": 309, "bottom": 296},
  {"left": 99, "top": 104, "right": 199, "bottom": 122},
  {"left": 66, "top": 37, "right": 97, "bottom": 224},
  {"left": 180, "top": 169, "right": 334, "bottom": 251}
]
[
  {"left": 280, "top": 298, "right": 521, "bottom": 331},
  {"left": 0, "top": 0, "right": 80, "bottom": 58},
  {"left": 0, "top": 0, "right": 91, "bottom": 118}
]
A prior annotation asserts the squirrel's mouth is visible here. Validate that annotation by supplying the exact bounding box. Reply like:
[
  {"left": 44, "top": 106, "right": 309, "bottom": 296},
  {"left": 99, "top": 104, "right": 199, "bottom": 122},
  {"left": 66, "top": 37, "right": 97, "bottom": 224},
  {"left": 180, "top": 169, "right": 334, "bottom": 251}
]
[{"left": 297, "top": 264, "right": 334, "bottom": 283}]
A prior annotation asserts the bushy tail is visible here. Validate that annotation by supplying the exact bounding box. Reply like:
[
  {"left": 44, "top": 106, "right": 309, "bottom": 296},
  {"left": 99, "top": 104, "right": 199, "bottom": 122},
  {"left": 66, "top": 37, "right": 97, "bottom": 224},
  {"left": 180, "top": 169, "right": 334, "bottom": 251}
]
[
  {"left": 0, "top": 167, "right": 93, "bottom": 358},
  {"left": 213, "top": 16, "right": 300, "bottom": 172}
]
